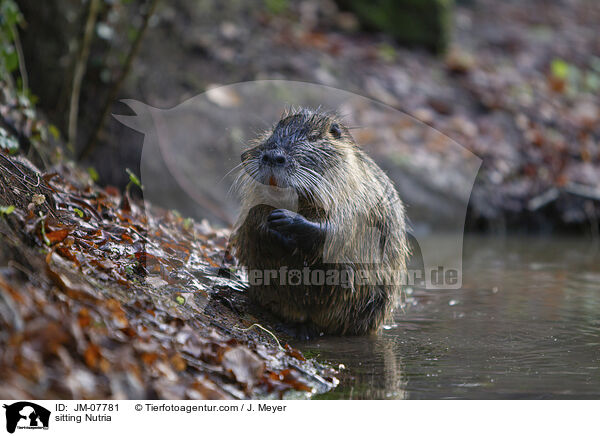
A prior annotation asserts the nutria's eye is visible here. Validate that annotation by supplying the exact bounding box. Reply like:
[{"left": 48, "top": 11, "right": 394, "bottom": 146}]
[{"left": 329, "top": 123, "right": 341, "bottom": 139}]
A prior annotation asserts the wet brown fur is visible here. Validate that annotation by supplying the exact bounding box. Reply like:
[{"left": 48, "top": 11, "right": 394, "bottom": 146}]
[{"left": 231, "top": 108, "right": 409, "bottom": 335}]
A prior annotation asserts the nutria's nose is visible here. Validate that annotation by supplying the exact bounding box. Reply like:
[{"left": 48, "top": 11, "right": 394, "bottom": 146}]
[{"left": 261, "top": 150, "right": 286, "bottom": 166}]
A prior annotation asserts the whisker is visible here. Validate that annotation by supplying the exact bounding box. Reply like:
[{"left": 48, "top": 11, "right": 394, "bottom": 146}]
[{"left": 219, "top": 161, "right": 244, "bottom": 185}]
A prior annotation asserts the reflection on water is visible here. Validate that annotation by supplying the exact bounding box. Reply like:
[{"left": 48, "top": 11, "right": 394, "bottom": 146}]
[{"left": 301, "top": 236, "right": 600, "bottom": 399}]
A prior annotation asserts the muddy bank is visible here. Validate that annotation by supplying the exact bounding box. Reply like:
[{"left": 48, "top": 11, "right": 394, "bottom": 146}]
[{"left": 0, "top": 149, "right": 338, "bottom": 399}]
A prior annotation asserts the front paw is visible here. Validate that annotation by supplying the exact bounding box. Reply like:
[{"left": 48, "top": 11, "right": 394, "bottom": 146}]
[
  {"left": 265, "top": 226, "right": 296, "bottom": 252},
  {"left": 267, "top": 209, "right": 323, "bottom": 253},
  {"left": 265, "top": 209, "right": 301, "bottom": 252},
  {"left": 267, "top": 209, "right": 307, "bottom": 233}
]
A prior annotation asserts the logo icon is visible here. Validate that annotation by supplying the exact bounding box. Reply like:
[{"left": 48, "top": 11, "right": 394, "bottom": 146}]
[{"left": 3, "top": 402, "right": 50, "bottom": 434}]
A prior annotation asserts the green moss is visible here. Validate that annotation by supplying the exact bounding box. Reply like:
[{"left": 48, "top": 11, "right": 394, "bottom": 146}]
[
  {"left": 335, "top": 0, "right": 453, "bottom": 53},
  {"left": 264, "top": 0, "right": 288, "bottom": 15}
]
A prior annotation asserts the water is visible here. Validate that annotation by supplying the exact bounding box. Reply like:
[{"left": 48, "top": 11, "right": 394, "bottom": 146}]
[{"left": 301, "top": 236, "right": 600, "bottom": 399}]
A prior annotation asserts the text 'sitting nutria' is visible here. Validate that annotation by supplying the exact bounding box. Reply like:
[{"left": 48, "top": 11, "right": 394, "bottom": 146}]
[{"left": 232, "top": 108, "right": 409, "bottom": 337}]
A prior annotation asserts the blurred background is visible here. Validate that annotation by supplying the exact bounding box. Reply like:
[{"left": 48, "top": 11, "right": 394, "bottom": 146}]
[
  {"left": 2, "top": 0, "right": 600, "bottom": 400},
  {"left": 4, "top": 0, "right": 600, "bottom": 235}
]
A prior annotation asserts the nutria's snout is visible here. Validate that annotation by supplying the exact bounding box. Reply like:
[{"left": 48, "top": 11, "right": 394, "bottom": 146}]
[
  {"left": 261, "top": 149, "right": 287, "bottom": 167},
  {"left": 259, "top": 149, "right": 290, "bottom": 187},
  {"left": 240, "top": 138, "right": 295, "bottom": 188}
]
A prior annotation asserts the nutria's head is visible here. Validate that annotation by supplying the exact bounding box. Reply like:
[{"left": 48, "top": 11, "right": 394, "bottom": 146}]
[{"left": 238, "top": 109, "right": 353, "bottom": 199}]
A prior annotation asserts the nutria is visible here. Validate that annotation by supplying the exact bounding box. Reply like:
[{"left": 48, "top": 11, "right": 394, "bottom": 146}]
[{"left": 231, "top": 108, "right": 409, "bottom": 337}]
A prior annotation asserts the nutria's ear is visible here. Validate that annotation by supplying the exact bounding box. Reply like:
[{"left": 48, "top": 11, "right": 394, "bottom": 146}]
[{"left": 329, "top": 123, "right": 342, "bottom": 139}]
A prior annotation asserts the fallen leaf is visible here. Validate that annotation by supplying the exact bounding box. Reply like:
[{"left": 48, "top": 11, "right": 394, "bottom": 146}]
[{"left": 222, "top": 346, "right": 264, "bottom": 387}]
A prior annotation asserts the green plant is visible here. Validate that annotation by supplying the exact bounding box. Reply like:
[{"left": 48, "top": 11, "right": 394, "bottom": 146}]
[
  {"left": 0, "top": 0, "right": 21, "bottom": 73},
  {"left": 126, "top": 168, "right": 143, "bottom": 190},
  {"left": 0, "top": 204, "right": 15, "bottom": 216},
  {"left": 0, "top": 0, "right": 27, "bottom": 91}
]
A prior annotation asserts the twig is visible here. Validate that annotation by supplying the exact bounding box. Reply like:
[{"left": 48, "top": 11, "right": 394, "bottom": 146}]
[
  {"left": 563, "top": 183, "right": 600, "bottom": 202},
  {"left": 68, "top": 0, "right": 100, "bottom": 153},
  {"left": 78, "top": 0, "right": 159, "bottom": 161},
  {"left": 235, "top": 323, "right": 284, "bottom": 350},
  {"left": 0, "top": 153, "right": 57, "bottom": 218},
  {"left": 527, "top": 187, "right": 559, "bottom": 211},
  {"left": 9, "top": 22, "right": 27, "bottom": 92}
]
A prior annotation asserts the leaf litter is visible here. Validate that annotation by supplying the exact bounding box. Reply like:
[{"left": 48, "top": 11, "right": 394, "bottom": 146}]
[{"left": 0, "top": 151, "right": 338, "bottom": 399}]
